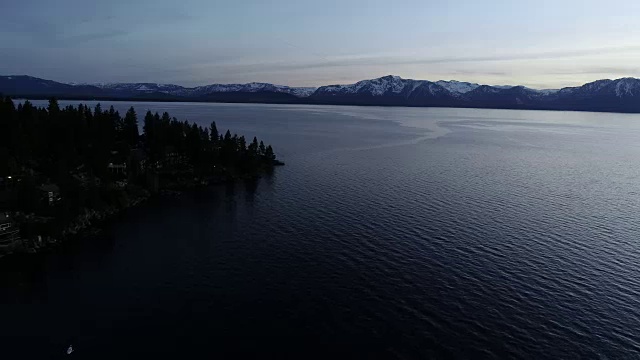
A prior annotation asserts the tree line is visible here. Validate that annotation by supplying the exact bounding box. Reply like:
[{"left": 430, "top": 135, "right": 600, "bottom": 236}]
[
  {"left": 141, "top": 106, "right": 276, "bottom": 172},
  {"left": 0, "top": 96, "right": 280, "bottom": 215}
]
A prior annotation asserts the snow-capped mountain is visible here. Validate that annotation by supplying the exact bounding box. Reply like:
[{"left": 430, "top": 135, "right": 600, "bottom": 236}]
[
  {"left": 556, "top": 78, "right": 640, "bottom": 99},
  {"left": 185, "top": 82, "right": 316, "bottom": 98},
  {"left": 309, "top": 75, "right": 640, "bottom": 111},
  {"left": 311, "top": 75, "right": 459, "bottom": 106},
  {"left": 435, "top": 80, "right": 480, "bottom": 94},
  {"left": 557, "top": 79, "right": 614, "bottom": 97},
  {"left": 532, "top": 89, "right": 559, "bottom": 95},
  {"left": 463, "top": 85, "right": 549, "bottom": 107},
  {"left": 3, "top": 74, "right": 640, "bottom": 113},
  {"left": 314, "top": 75, "right": 449, "bottom": 97},
  {"left": 613, "top": 78, "right": 640, "bottom": 97},
  {"left": 315, "top": 75, "right": 413, "bottom": 96},
  {"left": 312, "top": 75, "right": 508, "bottom": 106},
  {"left": 88, "top": 81, "right": 316, "bottom": 98},
  {"left": 92, "top": 83, "right": 185, "bottom": 93},
  {"left": 312, "top": 76, "right": 522, "bottom": 98}
]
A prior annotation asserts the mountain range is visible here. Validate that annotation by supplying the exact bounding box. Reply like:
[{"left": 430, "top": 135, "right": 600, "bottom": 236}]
[{"left": 2, "top": 74, "right": 640, "bottom": 113}]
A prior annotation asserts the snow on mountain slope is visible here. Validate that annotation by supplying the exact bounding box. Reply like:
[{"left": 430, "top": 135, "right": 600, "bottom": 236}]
[
  {"left": 613, "top": 78, "right": 640, "bottom": 97},
  {"left": 467, "top": 85, "right": 501, "bottom": 94},
  {"left": 315, "top": 76, "right": 528, "bottom": 99},
  {"left": 9, "top": 74, "right": 640, "bottom": 112},
  {"left": 63, "top": 76, "right": 640, "bottom": 103},
  {"left": 532, "top": 89, "right": 559, "bottom": 95},
  {"left": 89, "top": 83, "right": 185, "bottom": 93},
  {"left": 316, "top": 75, "right": 408, "bottom": 96},
  {"left": 365, "top": 75, "right": 406, "bottom": 95},
  {"left": 558, "top": 79, "right": 613, "bottom": 97},
  {"left": 78, "top": 81, "right": 317, "bottom": 98},
  {"left": 284, "top": 86, "right": 317, "bottom": 97},
  {"left": 190, "top": 82, "right": 316, "bottom": 97},
  {"left": 315, "top": 75, "right": 445, "bottom": 97},
  {"left": 435, "top": 80, "right": 480, "bottom": 94}
]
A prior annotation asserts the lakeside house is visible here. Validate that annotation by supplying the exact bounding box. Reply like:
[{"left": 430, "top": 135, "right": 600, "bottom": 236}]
[
  {"left": 164, "top": 146, "right": 188, "bottom": 166},
  {"left": 108, "top": 150, "right": 128, "bottom": 176},
  {"left": 38, "top": 183, "right": 61, "bottom": 206},
  {"left": 71, "top": 165, "right": 101, "bottom": 188},
  {"left": 0, "top": 212, "right": 20, "bottom": 252},
  {"left": 129, "top": 148, "right": 148, "bottom": 175},
  {"left": 108, "top": 162, "right": 127, "bottom": 174}
]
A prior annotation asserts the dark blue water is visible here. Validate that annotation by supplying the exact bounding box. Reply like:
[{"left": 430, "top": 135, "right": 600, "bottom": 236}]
[{"left": 3, "top": 102, "right": 640, "bottom": 359}]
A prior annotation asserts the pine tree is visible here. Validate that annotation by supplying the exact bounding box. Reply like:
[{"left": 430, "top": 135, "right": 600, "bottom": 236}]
[
  {"left": 210, "top": 121, "right": 219, "bottom": 146},
  {"left": 202, "top": 128, "right": 210, "bottom": 144},
  {"left": 47, "top": 98, "right": 60, "bottom": 115},
  {"left": 143, "top": 111, "right": 159, "bottom": 160},
  {"left": 143, "top": 111, "right": 154, "bottom": 141},
  {"left": 220, "top": 130, "right": 234, "bottom": 164},
  {"left": 265, "top": 145, "right": 276, "bottom": 161},
  {"left": 108, "top": 105, "right": 121, "bottom": 144},
  {"left": 258, "top": 141, "right": 266, "bottom": 156},
  {"left": 248, "top": 137, "right": 259, "bottom": 156},
  {"left": 238, "top": 136, "right": 246, "bottom": 153},
  {"left": 123, "top": 107, "right": 139, "bottom": 147},
  {"left": 231, "top": 134, "right": 238, "bottom": 153}
]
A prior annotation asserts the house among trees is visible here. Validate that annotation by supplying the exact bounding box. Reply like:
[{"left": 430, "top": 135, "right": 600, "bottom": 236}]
[
  {"left": 0, "top": 97, "right": 281, "bottom": 254},
  {"left": 38, "top": 183, "right": 60, "bottom": 206},
  {"left": 163, "top": 146, "right": 188, "bottom": 166},
  {"left": 128, "top": 148, "right": 148, "bottom": 176},
  {"left": 0, "top": 212, "right": 19, "bottom": 250},
  {"left": 108, "top": 162, "right": 127, "bottom": 175},
  {"left": 70, "top": 165, "right": 101, "bottom": 188}
]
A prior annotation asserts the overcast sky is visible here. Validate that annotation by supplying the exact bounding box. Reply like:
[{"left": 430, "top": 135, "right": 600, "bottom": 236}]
[{"left": 2, "top": 0, "right": 640, "bottom": 88}]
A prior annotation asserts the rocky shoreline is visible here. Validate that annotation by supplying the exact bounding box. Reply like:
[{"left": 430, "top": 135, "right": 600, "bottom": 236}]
[
  {"left": 0, "top": 164, "right": 283, "bottom": 259},
  {"left": 0, "top": 99, "right": 286, "bottom": 261},
  {"left": 1, "top": 188, "right": 151, "bottom": 257}
]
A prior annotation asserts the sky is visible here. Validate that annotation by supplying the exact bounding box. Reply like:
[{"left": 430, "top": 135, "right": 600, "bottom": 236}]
[{"left": 2, "top": 0, "right": 640, "bottom": 89}]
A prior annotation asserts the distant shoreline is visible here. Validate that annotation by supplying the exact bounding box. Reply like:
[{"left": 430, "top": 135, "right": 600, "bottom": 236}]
[{"left": 16, "top": 95, "right": 640, "bottom": 115}]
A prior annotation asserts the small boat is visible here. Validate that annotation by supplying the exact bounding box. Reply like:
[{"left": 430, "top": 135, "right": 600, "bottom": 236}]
[{"left": 67, "top": 345, "right": 74, "bottom": 355}]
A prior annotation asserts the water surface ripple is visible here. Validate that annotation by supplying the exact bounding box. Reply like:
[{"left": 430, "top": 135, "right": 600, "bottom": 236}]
[{"left": 2, "top": 103, "right": 640, "bottom": 359}]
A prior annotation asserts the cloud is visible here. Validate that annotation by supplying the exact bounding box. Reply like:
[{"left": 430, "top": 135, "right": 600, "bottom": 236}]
[
  {"left": 186, "top": 44, "right": 640, "bottom": 76},
  {"left": 0, "top": 18, "right": 59, "bottom": 37},
  {"left": 0, "top": 17, "right": 128, "bottom": 46},
  {"left": 62, "top": 30, "right": 130, "bottom": 43},
  {"left": 0, "top": 4, "right": 194, "bottom": 48},
  {"left": 447, "top": 69, "right": 509, "bottom": 77},
  {"left": 547, "top": 66, "right": 640, "bottom": 76},
  {"left": 397, "top": 45, "right": 640, "bottom": 65}
]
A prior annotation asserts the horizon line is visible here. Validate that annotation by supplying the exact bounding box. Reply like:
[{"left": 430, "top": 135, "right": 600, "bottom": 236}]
[{"left": 4, "top": 73, "right": 639, "bottom": 91}]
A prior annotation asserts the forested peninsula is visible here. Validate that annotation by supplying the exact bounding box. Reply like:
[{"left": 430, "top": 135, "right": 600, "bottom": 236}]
[{"left": 0, "top": 97, "right": 282, "bottom": 257}]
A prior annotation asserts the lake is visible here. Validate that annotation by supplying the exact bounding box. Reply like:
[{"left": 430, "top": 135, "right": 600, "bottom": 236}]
[{"left": 2, "top": 102, "right": 640, "bottom": 359}]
